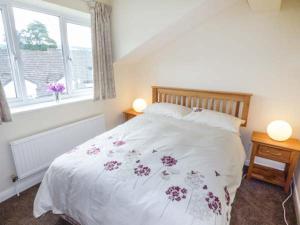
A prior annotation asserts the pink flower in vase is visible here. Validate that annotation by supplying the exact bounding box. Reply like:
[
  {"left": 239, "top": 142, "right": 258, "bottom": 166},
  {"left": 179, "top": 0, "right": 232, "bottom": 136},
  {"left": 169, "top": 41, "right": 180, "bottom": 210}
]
[{"left": 47, "top": 83, "right": 65, "bottom": 102}]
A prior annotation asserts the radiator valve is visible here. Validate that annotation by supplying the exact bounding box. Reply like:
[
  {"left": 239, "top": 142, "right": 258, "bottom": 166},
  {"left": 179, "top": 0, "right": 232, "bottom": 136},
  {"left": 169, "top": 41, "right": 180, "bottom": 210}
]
[{"left": 11, "top": 175, "right": 18, "bottom": 183}]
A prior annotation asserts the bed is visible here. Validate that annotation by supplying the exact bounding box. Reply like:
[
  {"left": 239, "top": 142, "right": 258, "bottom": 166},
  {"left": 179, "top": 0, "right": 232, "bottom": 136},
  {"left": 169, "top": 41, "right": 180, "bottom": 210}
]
[{"left": 34, "top": 86, "right": 252, "bottom": 225}]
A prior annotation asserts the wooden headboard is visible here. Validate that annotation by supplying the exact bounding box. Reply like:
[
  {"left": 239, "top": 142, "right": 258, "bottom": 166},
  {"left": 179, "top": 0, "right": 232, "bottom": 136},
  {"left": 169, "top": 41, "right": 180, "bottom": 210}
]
[{"left": 152, "top": 86, "right": 252, "bottom": 126}]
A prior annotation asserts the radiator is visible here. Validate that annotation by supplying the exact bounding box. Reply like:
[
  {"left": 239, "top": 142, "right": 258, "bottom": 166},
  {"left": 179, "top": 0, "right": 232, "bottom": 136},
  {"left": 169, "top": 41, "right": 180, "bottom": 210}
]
[{"left": 10, "top": 115, "right": 106, "bottom": 181}]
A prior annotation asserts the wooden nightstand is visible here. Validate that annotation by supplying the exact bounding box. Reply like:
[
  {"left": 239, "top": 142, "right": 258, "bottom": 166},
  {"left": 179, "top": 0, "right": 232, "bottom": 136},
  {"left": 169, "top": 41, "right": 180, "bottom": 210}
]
[
  {"left": 247, "top": 131, "right": 300, "bottom": 192},
  {"left": 123, "top": 109, "right": 143, "bottom": 121}
]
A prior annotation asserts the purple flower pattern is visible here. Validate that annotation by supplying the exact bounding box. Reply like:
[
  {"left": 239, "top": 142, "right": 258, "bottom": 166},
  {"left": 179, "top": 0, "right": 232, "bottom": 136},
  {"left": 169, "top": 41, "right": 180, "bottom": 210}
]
[
  {"left": 224, "top": 186, "right": 230, "bottom": 206},
  {"left": 165, "top": 186, "right": 187, "bottom": 201},
  {"left": 205, "top": 192, "right": 222, "bottom": 215},
  {"left": 134, "top": 165, "right": 151, "bottom": 176},
  {"left": 66, "top": 132, "right": 230, "bottom": 223},
  {"left": 104, "top": 161, "right": 122, "bottom": 171},
  {"left": 160, "top": 186, "right": 188, "bottom": 218},
  {"left": 143, "top": 156, "right": 178, "bottom": 185},
  {"left": 161, "top": 156, "right": 177, "bottom": 167}
]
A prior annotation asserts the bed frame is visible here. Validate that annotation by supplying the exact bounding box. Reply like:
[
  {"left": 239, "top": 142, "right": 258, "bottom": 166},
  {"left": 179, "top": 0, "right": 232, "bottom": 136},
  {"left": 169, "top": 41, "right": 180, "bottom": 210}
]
[{"left": 152, "top": 86, "right": 252, "bottom": 126}]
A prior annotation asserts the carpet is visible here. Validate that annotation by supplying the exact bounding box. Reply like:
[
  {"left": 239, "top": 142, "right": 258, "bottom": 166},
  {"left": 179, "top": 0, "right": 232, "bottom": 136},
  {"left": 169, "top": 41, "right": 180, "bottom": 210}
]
[{"left": 0, "top": 178, "right": 297, "bottom": 225}]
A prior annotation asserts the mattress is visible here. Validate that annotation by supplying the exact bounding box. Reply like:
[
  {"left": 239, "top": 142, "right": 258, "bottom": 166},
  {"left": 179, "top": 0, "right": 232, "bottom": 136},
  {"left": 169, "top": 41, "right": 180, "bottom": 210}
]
[{"left": 34, "top": 113, "right": 246, "bottom": 225}]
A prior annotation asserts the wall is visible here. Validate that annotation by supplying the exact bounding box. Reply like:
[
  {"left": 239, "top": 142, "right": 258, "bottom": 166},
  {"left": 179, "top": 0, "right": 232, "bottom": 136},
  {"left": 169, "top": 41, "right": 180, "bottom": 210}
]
[{"left": 113, "top": 0, "right": 300, "bottom": 200}]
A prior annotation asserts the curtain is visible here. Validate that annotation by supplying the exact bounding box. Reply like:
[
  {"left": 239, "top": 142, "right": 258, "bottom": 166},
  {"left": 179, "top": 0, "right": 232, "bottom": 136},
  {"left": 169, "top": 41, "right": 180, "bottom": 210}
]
[
  {"left": 90, "top": 2, "right": 116, "bottom": 100},
  {"left": 0, "top": 81, "right": 12, "bottom": 124}
]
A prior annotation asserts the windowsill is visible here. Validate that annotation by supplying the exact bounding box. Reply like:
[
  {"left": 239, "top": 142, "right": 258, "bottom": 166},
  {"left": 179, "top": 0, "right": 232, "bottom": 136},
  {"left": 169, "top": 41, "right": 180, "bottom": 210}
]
[{"left": 11, "top": 95, "right": 93, "bottom": 115}]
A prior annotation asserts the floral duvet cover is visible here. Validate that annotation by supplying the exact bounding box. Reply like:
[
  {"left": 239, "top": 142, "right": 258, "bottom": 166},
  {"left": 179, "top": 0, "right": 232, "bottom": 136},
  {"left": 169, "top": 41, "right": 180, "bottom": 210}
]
[{"left": 34, "top": 114, "right": 245, "bottom": 225}]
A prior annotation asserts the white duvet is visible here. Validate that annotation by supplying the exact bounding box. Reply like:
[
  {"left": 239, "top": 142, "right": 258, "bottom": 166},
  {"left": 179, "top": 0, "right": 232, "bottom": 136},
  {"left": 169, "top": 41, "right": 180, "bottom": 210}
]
[{"left": 34, "top": 114, "right": 246, "bottom": 225}]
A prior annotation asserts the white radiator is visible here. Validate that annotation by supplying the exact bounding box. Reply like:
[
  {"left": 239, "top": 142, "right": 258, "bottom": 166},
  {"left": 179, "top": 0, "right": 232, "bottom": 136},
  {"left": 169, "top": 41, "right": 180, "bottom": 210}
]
[{"left": 10, "top": 115, "right": 106, "bottom": 181}]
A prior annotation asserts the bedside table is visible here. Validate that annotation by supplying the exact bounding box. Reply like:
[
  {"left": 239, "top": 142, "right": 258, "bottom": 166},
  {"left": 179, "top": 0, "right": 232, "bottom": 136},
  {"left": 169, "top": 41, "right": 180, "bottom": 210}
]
[
  {"left": 247, "top": 131, "right": 300, "bottom": 192},
  {"left": 123, "top": 109, "right": 143, "bottom": 121}
]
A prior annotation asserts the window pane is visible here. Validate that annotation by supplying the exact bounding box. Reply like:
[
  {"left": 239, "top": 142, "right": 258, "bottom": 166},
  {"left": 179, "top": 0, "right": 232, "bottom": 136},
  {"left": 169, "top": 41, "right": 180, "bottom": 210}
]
[
  {"left": 0, "top": 10, "right": 17, "bottom": 99},
  {"left": 67, "top": 23, "right": 93, "bottom": 91},
  {"left": 13, "top": 7, "right": 66, "bottom": 99}
]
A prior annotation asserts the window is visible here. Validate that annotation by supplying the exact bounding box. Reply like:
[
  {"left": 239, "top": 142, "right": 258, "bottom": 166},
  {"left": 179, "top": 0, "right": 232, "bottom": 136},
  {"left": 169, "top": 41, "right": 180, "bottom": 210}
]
[
  {"left": 0, "top": 4, "right": 92, "bottom": 108},
  {"left": 67, "top": 23, "right": 93, "bottom": 91},
  {"left": 13, "top": 8, "right": 66, "bottom": 99},
  {"left": 0, "top": 9, "right": 16, "bottom": 99}
]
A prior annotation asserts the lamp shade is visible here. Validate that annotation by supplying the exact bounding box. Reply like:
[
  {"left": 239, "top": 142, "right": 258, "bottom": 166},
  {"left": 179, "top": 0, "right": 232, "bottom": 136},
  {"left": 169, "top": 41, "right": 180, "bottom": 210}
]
[
  {"left": 267, "top": 120, "right": 292, "bottom": 141},
  {"left": 132, "top": 98, "right": 147, "bottom": 112}
]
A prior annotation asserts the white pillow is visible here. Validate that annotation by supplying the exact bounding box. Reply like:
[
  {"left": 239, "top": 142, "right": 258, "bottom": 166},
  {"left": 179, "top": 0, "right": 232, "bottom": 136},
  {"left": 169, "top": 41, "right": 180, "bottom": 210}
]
[
  {"left": 143, "top": 103, "right": 192, "bottom": 119},
  {"left": 183, "top": 108, "right": 245, "bottom": 133}
]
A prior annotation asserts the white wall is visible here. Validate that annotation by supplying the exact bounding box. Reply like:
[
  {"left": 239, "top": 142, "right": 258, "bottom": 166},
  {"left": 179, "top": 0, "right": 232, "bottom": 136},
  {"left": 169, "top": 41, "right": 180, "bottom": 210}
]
[{"left": 112, "top": 0, "right": 300, "bottom": 196}]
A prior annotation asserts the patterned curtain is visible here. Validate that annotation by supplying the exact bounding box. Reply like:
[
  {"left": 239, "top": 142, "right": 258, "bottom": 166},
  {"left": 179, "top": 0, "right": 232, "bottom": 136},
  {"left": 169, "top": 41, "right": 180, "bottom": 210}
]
[
  {"left": 0, "top": 81, "right": 12, "bottom": 124},
  {"left": 90, "top": 2, "right": 116, "bottom": 100}
]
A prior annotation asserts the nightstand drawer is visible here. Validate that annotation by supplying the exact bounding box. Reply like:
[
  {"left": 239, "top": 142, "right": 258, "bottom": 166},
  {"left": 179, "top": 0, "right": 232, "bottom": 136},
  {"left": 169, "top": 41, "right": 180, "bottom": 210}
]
[{"left": 257, "top": 144, "right": 290, "bottom": 163}]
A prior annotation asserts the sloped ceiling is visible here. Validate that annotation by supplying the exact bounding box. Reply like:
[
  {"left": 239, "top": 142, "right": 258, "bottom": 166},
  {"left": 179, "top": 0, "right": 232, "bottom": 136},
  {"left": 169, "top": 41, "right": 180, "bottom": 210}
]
[
  {"left": 114, "top": 0, "right": 241, "bottom": 64},
  {"left": 113, "top": 0, "right": 284, "bottom": 65}
]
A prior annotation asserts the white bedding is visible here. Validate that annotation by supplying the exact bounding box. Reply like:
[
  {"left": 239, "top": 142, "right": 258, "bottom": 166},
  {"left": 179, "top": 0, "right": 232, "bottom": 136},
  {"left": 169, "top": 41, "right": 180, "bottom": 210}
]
[{"left": 34, "top": 114, "right": 246, "bottom": 225}]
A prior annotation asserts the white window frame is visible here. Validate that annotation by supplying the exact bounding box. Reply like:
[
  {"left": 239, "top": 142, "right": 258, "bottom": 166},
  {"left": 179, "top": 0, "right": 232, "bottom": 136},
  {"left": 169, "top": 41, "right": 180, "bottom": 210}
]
[{"left": 0, "top": 1, "right": 92, "bottom": 108}]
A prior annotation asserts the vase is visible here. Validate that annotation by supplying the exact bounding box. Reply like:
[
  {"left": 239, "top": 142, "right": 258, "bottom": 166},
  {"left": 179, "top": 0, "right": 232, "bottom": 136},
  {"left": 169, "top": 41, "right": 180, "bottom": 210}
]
[{"left": 55, "top": 93, "right": 60, "bottom": 102}]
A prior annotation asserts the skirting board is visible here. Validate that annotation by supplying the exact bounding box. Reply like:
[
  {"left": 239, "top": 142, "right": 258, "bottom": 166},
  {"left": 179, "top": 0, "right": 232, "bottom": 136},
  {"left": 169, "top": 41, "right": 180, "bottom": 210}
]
[{"left": 0, "top": 170, "right": 46, "bottom": 203}]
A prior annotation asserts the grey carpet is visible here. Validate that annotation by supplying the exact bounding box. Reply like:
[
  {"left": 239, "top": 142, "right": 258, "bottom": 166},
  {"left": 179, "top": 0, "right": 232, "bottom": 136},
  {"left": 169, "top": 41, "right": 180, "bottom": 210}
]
[{"left": 0, "top": 178, "right": 297, "bottom": 225}]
